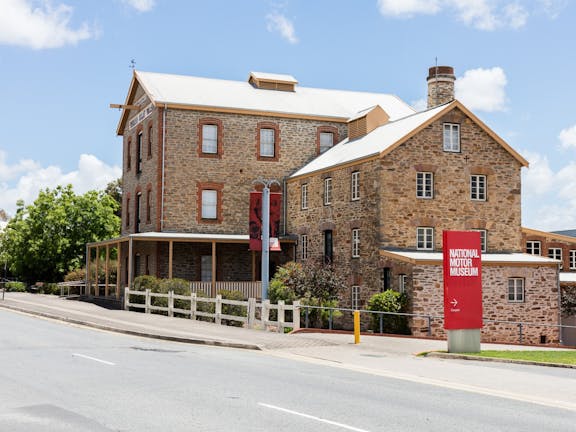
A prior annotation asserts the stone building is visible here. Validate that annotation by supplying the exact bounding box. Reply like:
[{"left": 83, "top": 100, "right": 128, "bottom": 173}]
[
  {"left": 286, "top": 67, "right": 560, "bottom": 344},
  {"left": 89, "top": 66, "right": 562, "bottom": 344}
]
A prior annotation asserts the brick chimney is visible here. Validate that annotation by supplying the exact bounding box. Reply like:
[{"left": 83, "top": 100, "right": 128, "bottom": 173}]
[{"left": 427, "top": 66, "right": 455, "bottom": 108}]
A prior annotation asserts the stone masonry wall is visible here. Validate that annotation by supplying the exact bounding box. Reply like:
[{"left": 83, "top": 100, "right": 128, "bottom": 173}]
[
  {"left": 287, "top": 159, "right": 382, "bottom": 308},
  {"left": 409, "top": 263, "right": 560, "bottom": 344},
  {"left": 380, "top": 107, "right": 523, "bottom": 253}
]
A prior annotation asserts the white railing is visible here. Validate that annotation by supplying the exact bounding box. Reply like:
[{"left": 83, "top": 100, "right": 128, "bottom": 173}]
[
  {"left": 189, "top": 281, "right": 262, "bottom": 299},
  {"left": 124, "top": 287, "right": 299, "bottom": 332}
]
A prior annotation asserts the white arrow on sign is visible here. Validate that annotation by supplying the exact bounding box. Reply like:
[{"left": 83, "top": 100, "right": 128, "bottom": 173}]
[{"left": 450, "top": 298, "right": 458, "bottom": 308}]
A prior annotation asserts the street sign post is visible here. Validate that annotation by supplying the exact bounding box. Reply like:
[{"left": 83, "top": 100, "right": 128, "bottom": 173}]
[{"left": 442, "top": 230, "right": 483, "bottom": 352}]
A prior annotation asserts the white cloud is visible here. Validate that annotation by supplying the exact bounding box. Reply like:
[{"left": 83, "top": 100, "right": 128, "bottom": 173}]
[
  {"left": 455, "top": 67, "right": 508, "bottom": 112},
  {"left": 0, "top": 154, "right": 121, "bottom": 218},
  {"left": 522, "top": 151, "right": 576, "bottom": 230},
  {"left": 377, "top": 0, "right": 441, "bottom": 17},
  {"left": 121, "top": 0, "right": 155, "bottom": 13},
  {"left": 537, "top": 0, "right": 567, "bottom": 19},
  {"left": 559, "top": 124, "right": 576, "bottom": 149},
  {"left": 0, "top": 0, "right": 95, "bottom": 49},
  {"left": 266, "top": 12, "right": 298, "bottom": 44},
  {"left": 377, "top": 0, "right": 530, "bottom": 31},
  {"left": 411, "top": 98, "right": 428, "bottom": 111}
]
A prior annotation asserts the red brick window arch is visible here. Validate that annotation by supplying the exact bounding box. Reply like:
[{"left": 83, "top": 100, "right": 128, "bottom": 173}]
[
  {"left": 198, "top": 118, "right": 223, "bottom": 158},
  {"left": 316, "top": 126, "right": 339, "bottom": 155},
  {"left": 256, "top": 122, "right": 280, "bottom": 161}
]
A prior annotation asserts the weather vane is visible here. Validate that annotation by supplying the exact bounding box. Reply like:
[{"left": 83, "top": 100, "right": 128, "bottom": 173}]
[{"left": 130, "top": 59, "right": 136, "bottom": 70}]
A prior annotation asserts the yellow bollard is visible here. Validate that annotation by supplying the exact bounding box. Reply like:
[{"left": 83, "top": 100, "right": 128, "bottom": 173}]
[{"left": 354, "top": 310, "right": 360, "bottom": 344}]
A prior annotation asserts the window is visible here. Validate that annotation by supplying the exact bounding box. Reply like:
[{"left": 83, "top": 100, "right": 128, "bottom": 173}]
[
  {"left": 548, "top": 248, "right": 563, "bottom": 269},
  {"left": 351, "top": 286, "right": 360, "bottom": 310},
  {"left": 324, "top": 177, "right": 332, "bottom": 205},
  {"left": 135, "top": 192, "right": 141, "bottom": 233},
  {"left": 443, "top": 123, "right": 460, "bottom": 152},
  {"left": 145, "top": 255, "right": 150, "bottom": 275},
  {"left": 260, "top": 128, "right": 275, "bottom": 157},
  {"left": 257, "top": 123, "right": 279, "bottom": 160},
  {"left": 508, "top": 278, "right": 524, "bottom": 302},
  {"left": 202, "top": 124, "right": 218, "bottom": 154},
  {"left": 417, "top": 227, "right": 434, "bottom": 250},
  {"left": 381, "top": 268, "right": 391, "bottom": 292},
  {"left": 201, "top": 190, "right": 218, "bottom": 219},
  {"left": 416, "top": 172, "right": 433, "bottom": 199},
  {"left": 126, "top": 139, "right": 132, "bottom": 171},
  {"left": 301, "top": 234, "right": 308, "bottom": 260},
  {"left": 398, "top": 274, "right": 407, "bottom": 294},
  {"left": 136, "top": 132, "right": 143, "bottom": 174},
  {"left": 472, "top": 229, "right": 487, "bottom": 253},
  {"left": 351, "top": 171, "right": 360, "bottom": 201},
  {"left": 526, "top": 241, "right": 541, "bottom": 255},
  {"left": 324, "top": 230, "right": 333, "bottom": 264},
  {"left": 352, "top": 229, "right": 360, "bottom": 258},
  {"left": 125, "top": 197, "right": 130, "bottom": 227},
  {"left": 201, "top": 255, "right": 212, "bottom": 282},
  {"left": 570, "top": 250, "right": 576, "bottom": 270},
  {"left": 470, "top": 175, "right": 486, "bottom": 201},
  {"left": 146, "top": 189, "right": 152, "bottom": 224},
  {"left": 301, "top": 184, "right": 308, "bottom": 210},
  {"left": 147, "top": 125, "right": 153, "bottom": 159},
  {"left": 319, "top": 132, "right": 334, "bottom": 154}
]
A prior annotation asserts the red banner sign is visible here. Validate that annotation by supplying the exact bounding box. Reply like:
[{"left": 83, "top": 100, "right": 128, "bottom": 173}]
[
  {"left": 443, "top": 231, "right": 483, "bottom": 330},
  {"left": 249, "top": 191, "right": 282, "bottom": 251}
]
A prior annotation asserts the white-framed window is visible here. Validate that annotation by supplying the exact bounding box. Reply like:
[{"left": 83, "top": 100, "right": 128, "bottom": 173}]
[
  {"left": 570, "top": 250, "right": 576, "bottom": 270},
  {"left": 443, "top": 123, "right": 460, "bottom": 152},
  {"left": 324, "top": 177, "right": 332, "bottom": 205},
  {"left": 398, "top": 274, "right": 407, "bottom": 294},
  {"left": 319, "top": 132, "right": 334, "bottom": 154},
  {"left": 526, "top": 241, "right": 541, "bottom": 255},
  {"left": 201, "top": 255, "right": 212, "bottom": 282},
  {"left": 260, "top": 128, "right": 275, "bottom": 157},
  {"left": 470, "top": 175, "right": 486, "bottom": 201},
  {"left": 351, "top": 286, "right": 360, "bottom": 310},
  {"left": 301, "top": 183, "right": 308, "bottom": 210},
  {"left": 352, "top": 229, "right": 360, "bottom": 258},
  {"left": 508, "top": 278, "right": 525, "bottom": 302},
  {"left": 202, "top": 124, "right": 218, "bottom": 154},
  {"left": 201, "top": 190, "right": 217, "bottom": 219},
  {"left": 417, "top": 227, "right": 434, "bottom": 250},
  {"left": 416, "top": 172, "right": 433, "bottom": 199},
  {"left": 548, "top": 248, "right": 563, "bottom": 269},
  {"left": 472, "top": 229, "right": 487, "bottom": 253},
  {"left": 351, "top": 171, "right": 360, "bottom": 201},
  {"left": 301, "top": 234, "right": 308, "bottom": 260}
]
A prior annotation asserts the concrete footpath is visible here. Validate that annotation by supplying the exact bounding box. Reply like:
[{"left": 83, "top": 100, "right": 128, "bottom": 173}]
[{"left": 1, "top": 292, "right": 576, "bottom": 412}]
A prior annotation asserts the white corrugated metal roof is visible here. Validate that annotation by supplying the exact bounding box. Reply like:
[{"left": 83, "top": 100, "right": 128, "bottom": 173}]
[
  {"left": 560, "top": 272, "right": 576, "bottom": 282},
  {"left": 291, "top": 103, "right": 448, "bottom": 177},
  {"left": 135, "top": 71, "right": 415, "bottom": 120},
  {"left": 382, "top": 249, "right": 559, "bottom": 264}
]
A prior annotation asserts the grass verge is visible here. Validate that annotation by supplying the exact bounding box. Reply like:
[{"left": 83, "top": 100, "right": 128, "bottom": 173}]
[{"left": 462, "top": 350, "right": 576, "bottom": 365}]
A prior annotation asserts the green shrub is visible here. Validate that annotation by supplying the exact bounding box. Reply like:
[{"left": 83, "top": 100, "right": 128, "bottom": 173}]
[
  {"left": 64, "top": 268, "right": 86, "bottom": 282},
  {"left": 131, "top": 275, "right": 160, "bottom": 305},
  {"left": 218, "top": 289, "right": 247, "bottom": 327},
  {"left": 367, "top": 290, "right": 410, "bottom": 334},
  {"left": 5, "top": 281, "right": 26, "bottom": 292},
  {"left": 41, "top": 283, "right": 60, "bottom": 295},
  {"left": 159, "top": 278, "right": 191, "bottom": 313}
]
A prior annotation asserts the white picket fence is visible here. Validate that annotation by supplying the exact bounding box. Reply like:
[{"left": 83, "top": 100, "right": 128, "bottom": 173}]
[
  {"left": 189, "top": 281, "right": 262, "bottom": 299},
  {"left": 124, "top": 287, "right": 300, "bottom": 332}
]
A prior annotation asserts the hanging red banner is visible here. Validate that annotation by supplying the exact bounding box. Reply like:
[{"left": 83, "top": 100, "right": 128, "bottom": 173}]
[
  {"left": 443, "top": 231, "right": 483, "bottom": 330},
  {"left": 249, "top": 191, "right": 282, "bottom": 251}
]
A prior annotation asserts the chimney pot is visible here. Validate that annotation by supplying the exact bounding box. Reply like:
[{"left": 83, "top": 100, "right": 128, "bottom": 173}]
[{"left": 427, "top": 65, "right": 455, "bottom": 109}]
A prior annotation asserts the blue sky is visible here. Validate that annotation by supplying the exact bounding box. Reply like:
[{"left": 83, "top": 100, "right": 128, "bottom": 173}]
[{"left": 0, "top": 0, "right": 575, "bottom": 231}]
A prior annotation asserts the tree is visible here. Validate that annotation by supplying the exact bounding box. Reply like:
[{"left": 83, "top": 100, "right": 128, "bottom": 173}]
[
  {"left": 104, "top": 178, "right": 122, "bottom": 217},
  {"left": 0, "top": 185, "right": 120, "bottom": 283}
]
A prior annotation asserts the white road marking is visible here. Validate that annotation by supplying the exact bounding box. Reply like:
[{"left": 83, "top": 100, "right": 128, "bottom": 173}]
[
  {"left": 258, "top": 402, "right": 371, "bottom": 432},
  {"left": 72, "top": 353, "right": 115, "bottom": 366}
]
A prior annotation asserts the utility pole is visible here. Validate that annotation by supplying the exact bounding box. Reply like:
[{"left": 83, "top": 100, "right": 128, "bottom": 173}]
[{"left": 253, "top": 178, "right": 280, "bottom": 300}]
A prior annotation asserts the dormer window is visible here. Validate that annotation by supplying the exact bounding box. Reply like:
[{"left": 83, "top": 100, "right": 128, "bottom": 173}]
[{"left": 248, "top": 72, "right": 297, "bottom": 92}]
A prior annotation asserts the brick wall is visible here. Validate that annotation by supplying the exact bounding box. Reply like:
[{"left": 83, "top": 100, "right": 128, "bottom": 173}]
[{"left": 522, "top": 231, "right": 576, "bottom": 271}]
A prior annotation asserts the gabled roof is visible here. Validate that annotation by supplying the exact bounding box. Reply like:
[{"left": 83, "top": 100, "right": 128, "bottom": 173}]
[
  {"left": 290, "top": 100, "right": 529, "bottom": 179},
  {"left": 523, "top": 227, "right": 576, "bottom": 244},
  {"left": 552, "top": 229, "right": 576, "bottom": 238},
  {"left": 116, "top": 70, "right": 415, "bottom": 135}
]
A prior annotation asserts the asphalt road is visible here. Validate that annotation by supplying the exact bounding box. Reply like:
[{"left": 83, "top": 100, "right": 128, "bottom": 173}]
[{"left": 0, "top": 309, "right": 575, "bottom": 431}]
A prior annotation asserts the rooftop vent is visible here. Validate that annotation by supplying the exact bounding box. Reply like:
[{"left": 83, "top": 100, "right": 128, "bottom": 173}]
[
  {"left": 348, "top": 105, "right": 389, "bottom": 140},
  {"left": 248, "top": 71, "right": 298, "bottom": 92}
]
